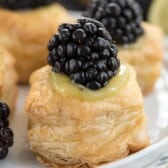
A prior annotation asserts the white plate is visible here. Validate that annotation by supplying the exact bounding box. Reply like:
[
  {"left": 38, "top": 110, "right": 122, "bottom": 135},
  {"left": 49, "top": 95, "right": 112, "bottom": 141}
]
[{"left": 1, "top": 46, "right": 168, "bottom": 168}]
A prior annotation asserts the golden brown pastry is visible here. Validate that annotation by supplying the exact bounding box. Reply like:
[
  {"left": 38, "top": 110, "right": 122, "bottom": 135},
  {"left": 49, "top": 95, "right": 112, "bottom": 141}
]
[
  {"left": 0, "top": 4, "right": 70, "bottom": 84},
  {"left": 25, "top": 65, "right": 149, "bottom": 168},
  {"left": 25, "top": 17, "right": 149, "bottom": 168},
  {"left": 0, "top": 47, "right": 18, "bottom": 115},
  {"left": 118, "top": 23, "right": 163, "bottom": 95}
]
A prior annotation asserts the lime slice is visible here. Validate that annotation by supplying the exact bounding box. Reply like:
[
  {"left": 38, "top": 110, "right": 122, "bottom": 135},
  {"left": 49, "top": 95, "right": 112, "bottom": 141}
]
[{"left": 148, "top": 0, "right": 168, "bottom": 34}]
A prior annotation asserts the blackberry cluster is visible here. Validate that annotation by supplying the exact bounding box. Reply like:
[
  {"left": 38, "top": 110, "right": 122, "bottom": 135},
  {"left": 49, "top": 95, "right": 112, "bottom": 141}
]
[
  {"left": 48, "top": 18, "right": 120, "bottom": 90},
  {"left": 136, "top": 0, "right": 153, "bottom": 20},
  {"left": 0, "top": 0, "right": 55, "bottom": 10},
  {"left": 0, "top": 102, "right": 14, "bottom": 160},
  {"left": 84, "top": 0, "right": 144, "bottom": 44}
]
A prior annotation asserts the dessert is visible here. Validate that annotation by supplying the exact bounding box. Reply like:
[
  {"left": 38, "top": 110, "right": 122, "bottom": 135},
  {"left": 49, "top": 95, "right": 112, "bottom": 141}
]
[
  {"left": 25, "top": 18, "right": 149, "bottom": 168},
  {"left": 0, "top": 102, "right": 14, "bottom": 160},
  {"left": 118, "top": 23, "right": 163, "bottom": 95},
  {"left": 0, "top": 47, "right": 18, "bottom": 114},
  {"left": 84, "top": 0, "right": 163, "bottom": 95},
  {"left": 0, "top": 1, "right": 70, "bottom": 83}
]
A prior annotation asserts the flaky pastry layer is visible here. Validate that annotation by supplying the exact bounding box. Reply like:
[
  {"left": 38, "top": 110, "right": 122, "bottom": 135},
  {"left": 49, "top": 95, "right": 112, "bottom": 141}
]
[{"left": 25, "top": 65, "right": 149, "bottom": 167}]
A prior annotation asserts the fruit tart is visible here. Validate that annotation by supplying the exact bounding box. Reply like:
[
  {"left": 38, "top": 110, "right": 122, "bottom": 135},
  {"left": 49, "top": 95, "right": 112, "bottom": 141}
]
[
  {"left": 25, "top": 18, "right": 149, "bottom": 168},
  {"left": 0, "top": 1, "right": 70, "bottom": 83},
  {"left": 84, "top": 0, "right": 163, "bottom": 95},
  {"left": 0, "top": 47, "right": 18, "bottom": 114}
]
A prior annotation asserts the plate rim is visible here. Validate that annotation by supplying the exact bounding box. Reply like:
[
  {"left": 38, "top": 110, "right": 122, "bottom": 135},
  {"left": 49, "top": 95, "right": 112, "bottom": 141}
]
[{"left": 100, "top": 137, "right": 168, "bottom": 168}]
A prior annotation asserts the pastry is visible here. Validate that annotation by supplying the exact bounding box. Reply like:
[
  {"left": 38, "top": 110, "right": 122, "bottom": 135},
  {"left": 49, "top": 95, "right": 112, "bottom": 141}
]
[
  {"left": 25, "top": 18, "right": 149, "bottom": 168},
  {"left": 0, "top": 47, "right": 18, "bottom": 114},
  {"left": 0, "top": 102, "right": 14, "bottom": 160},
  {"left": 118, "top": 23, "right": 163, "bottom": 95},
  {"left": 0, "top": 2, "right": 70, "bottom": 83},
  {"left": 84, "top": 0, "right": 163, "bottom": 95}
]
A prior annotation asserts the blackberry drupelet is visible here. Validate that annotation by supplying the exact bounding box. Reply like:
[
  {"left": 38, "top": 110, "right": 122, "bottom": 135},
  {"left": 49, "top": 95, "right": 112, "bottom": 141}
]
[
  {"left": 84, "top": 0, "right": 144, "bottom": 44},
  {"left": 48, "top": 18, "right": 120, "bottom": 90},
  {"left": 0, "top": 0, "right": 55, "bottom": 10},
  {"left": 136, "top": 0, "right": 153, "bottom": 20},
  {"left": 0, "top": 102, "right": 14, "bottom": 160}
]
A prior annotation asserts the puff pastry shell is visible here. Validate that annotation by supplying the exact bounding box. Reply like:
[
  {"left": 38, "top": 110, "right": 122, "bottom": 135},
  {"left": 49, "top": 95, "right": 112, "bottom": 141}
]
[
  {"left": 0, "top": 4, "right": 70, "bottom": 83},
  {"left": 118, "top": 23, "right": 163, "bottom": 95},
  {"left": 0, "top": 47, "right": 18, "bottom": 115},
  {"left": 25, "top": 65, "right": 149, "bottom": 168}
]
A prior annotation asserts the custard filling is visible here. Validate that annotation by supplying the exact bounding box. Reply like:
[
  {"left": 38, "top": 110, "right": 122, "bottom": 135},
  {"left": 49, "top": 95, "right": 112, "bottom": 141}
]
[{"left": 51, "top": 65, "right": 129, "bottom": 101}]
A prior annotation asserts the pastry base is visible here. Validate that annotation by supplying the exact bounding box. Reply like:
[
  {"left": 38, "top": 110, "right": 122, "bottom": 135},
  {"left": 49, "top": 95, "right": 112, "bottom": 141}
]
[
  {"left": 26, "top": 65, "right": 149, "bottom": 167},
  {"left": 0, "top": 4, "right": 70, "bottom": 84},
  {"left": 37, "top": 155, "right": 95, "bottom": 168},
  {"left": 118, "top": 23, "right": 163, "bottom": 95}
]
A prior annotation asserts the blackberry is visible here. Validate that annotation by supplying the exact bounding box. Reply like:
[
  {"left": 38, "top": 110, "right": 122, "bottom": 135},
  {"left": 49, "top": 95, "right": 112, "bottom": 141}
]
[
  {"left": 0, "top": 0, "right": 55, "bottom": 10},
  {"left": 0, "top": 102, "right": 10, "bottom": 121},
  {"left": 0, "top": 147, "right": 8, "bottom": 160},
  {"left": 136, "top": 0, "right": 153, "bottom": 20},
  {"left": 0, "top": 102, "right": 14, "bottom": 160},
  {"left": 48, "top": 18, "right": 120, "bottom": 90},
  {"left": 84, "top": 0, "right": 144, "bottom": 44}
]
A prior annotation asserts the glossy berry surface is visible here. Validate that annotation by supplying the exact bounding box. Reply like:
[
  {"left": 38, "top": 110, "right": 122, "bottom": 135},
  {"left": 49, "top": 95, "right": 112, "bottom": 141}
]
[
  {"left": 84, "top": 0, "right": 144, "bottom": 44},
  {"left": 48, "top": 18, "right": 120, "bottom": 90},
  {"left": 0, "top": 0, "right": 55, "bottom": 10},
  {"left": 0, "top": 102, "right": 14, "bottom": 160}
]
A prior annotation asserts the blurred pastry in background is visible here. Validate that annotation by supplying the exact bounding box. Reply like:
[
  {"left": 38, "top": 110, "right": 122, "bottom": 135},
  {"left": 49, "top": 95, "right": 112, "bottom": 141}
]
[
  {"left": 84, "top": 0, "right": 163, "bottom": 95},
  {"left": 0, "top": 47, "right": 18, "bottom": 114},
  {"left": 0, "top": 1, "right": 70, "bottom": 84},
  {"left": 26, "top": 18, "right": 149, "bottom": 168}
]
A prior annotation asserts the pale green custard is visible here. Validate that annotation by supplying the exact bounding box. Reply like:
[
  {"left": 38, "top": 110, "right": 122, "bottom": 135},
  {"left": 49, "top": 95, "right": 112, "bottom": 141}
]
[{"left": 51, "top": 65, "right": 130, "bottom": 101}]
